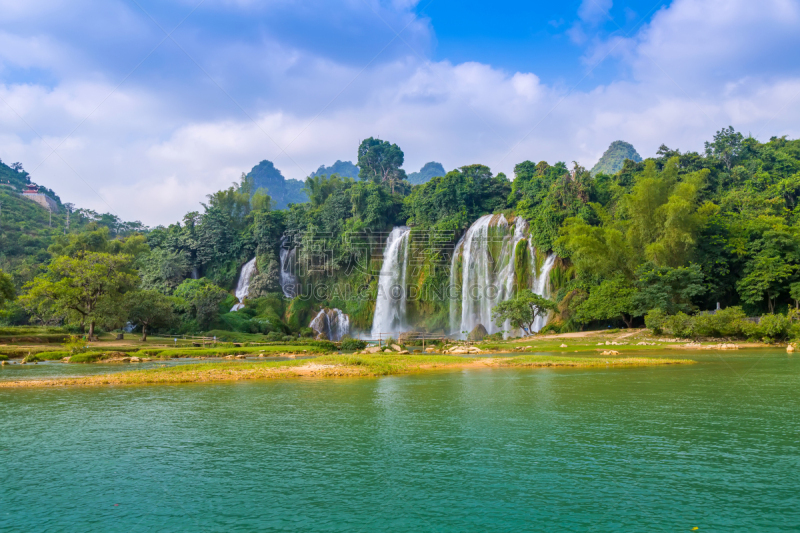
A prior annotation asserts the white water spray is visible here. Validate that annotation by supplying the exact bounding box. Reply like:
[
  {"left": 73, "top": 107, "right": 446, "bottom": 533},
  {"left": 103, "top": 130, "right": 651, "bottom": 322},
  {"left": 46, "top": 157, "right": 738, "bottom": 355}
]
[
  {"left": 279, "top": 236, "right": 299, "bottom": 298},
  {"left": 309, "top": 308, "right": 350, "bottom": 341},
  {"left": 230, "top": 257, "right": 257, "bottom": 312},
  {"left": 370, "top": 227, "right": 411, "bottom": 338}
]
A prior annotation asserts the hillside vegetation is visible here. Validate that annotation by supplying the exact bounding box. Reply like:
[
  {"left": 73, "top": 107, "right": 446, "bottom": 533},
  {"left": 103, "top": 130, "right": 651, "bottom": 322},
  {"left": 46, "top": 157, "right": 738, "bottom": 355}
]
[{"left": 4, "top": 129, "right": 800, "bottom": 343}]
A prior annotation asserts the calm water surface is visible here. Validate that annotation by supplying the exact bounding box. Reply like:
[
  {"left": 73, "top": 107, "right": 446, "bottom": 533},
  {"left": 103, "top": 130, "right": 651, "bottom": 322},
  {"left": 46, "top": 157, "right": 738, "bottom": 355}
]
[{"left": 1, "top": 350, "right": 799, "bottom": 531}]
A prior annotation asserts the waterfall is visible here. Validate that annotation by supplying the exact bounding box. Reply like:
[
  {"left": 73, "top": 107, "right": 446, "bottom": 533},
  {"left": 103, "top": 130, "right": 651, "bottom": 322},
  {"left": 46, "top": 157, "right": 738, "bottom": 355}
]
[
  {"left": 370, "top": 227, "right": 411, "bottom": 338},
  {"left": 450, "top": 214, "right": 525, "bottom": 337},
  {"left": 448, "top": 214, "right": 556, "bottom": 338},
  {"left": 310, "top": 308, "right": 350, "bottom": 341},
  {"left": 532, "top": 254, "right": 556, "bottom": 332},
  {"left": 279, "top": 236, "right": 299, "bottom": 298},
  {"left": 230, "top": 257, "right": 257, "bottom": 312}
]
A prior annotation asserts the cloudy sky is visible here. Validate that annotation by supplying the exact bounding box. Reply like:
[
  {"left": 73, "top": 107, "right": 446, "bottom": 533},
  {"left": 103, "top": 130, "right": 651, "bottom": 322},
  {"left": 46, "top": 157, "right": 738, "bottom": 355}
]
[{"left": 1, "top": 0, "right": 799, "bottom": 226}]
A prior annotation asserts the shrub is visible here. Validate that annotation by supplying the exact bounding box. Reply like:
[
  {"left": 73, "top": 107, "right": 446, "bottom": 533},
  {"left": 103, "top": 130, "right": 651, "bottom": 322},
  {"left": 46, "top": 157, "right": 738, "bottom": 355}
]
[
  {"left": 62, "top": 335, "right": 88, "bottom": 354},
  {"left": 665, "top": 312, "right": 693, "bottom": 338},
  {"left": 33, "top": 350, "right": 71, "bottom": 360},
  {"left": 645, "top": 308, "right": 668, "bottom": 335},
  {"left": 341, "top": 338, "right": 367, "bottom": 351},
  {"left": 300, "top": 327, "right": 315, "bottom": 338},
  {"left": 757, "top": 314, "right": 791, "bottom": 343},
  {"left": 265, "top": 331, "right": 284, "bottom": 341}
]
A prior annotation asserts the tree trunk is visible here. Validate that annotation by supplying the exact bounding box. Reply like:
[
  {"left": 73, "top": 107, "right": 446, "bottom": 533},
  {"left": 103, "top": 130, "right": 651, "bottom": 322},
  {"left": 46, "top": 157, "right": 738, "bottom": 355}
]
[
  {"left": 141, "top": 324, "right": 148, "bottom": 342},
  {"left": 621, "top": 314, "right": 633, "bottom": 329},
  {"left": 768, "top": 296, "right": 775, "bottom": 314},
  {"left": 88, "top": 320, "right": 95, "bottom": 339}
]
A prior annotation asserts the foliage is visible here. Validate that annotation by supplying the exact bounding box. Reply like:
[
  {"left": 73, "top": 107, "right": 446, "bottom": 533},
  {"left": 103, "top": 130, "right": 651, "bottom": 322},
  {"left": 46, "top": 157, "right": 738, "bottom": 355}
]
[
  {"left": 575, "top": 276, "right": 637, "bottom": 328},
  {"left": 62, "top": 334, "right": 89, "bottom": 354},
  {"left": 124, "top": 290, "right": 177, "bottom": 340},
  {"left": 174, "top": 278, "right": 229, "bottom": 330},
  {"left": 0, "top": 269, "right": 14, "bottom": 306},
  {"left": 492, "top": 290, "right": 557, "bottom": 335},
  {"left": 341, "top": 338, "right": 367, "bottom": 351},
  {"left": 357, "top": 137, "right": 407, "bottom": 193}
]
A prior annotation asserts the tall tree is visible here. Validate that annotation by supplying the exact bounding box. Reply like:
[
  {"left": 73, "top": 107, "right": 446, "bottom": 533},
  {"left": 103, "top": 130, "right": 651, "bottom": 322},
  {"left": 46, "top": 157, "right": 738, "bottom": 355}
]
[
  {"left": 20, "top": 253, "right": 137, "bottom": 338},
  {"left": 357, "top": 137, "right": 407, "bottom": 193},
  {"left": 125, "top": 290, "right": 176, "bottom": 341}
]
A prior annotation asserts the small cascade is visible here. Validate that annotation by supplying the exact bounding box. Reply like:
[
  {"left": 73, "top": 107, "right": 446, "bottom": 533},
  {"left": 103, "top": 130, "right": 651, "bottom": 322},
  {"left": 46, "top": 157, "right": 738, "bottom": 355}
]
[
  {"left": 370, "top": 227, "right": 412, "bottom": 338},
  {"left": 309, "top": 308, "right": 350, "bottom": 341},
  {"left": 230, "top": 257, "right": 257, "bottom": 312},
  {"left": 279, "top": 236, "right": 299, "bottom": 298},
  {"left": 532, "top": 254, "right": 556, "bottom": 332}
]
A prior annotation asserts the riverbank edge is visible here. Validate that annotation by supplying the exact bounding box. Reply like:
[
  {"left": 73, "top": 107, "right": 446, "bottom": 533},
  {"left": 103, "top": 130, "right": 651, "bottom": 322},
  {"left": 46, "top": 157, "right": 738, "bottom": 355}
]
[{"left": 0, "top": 354, "right": 695, "bottom": 388}]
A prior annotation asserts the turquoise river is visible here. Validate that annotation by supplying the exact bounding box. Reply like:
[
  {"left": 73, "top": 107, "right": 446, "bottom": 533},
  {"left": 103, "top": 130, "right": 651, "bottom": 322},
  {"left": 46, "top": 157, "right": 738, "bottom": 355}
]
[{"left": 1, "top": 350, "right": 799, "bottom": 531}]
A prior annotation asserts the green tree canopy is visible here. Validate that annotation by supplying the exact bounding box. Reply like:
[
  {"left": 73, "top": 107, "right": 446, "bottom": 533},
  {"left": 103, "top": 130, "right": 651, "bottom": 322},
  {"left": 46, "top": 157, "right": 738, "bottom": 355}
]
[
  {"left": 492, "top": 290, "right": 557, "bottom": 335},
  {"left": 124, "top": 290, "right": 177, "bottom": 341}
]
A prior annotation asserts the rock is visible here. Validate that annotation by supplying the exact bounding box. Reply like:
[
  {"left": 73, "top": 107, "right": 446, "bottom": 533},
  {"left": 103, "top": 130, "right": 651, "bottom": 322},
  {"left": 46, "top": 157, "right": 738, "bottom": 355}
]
[
  {"left": 788, "top": 344, "right": 795, "bottom": 353},
  {"left": 0, "top": 361, "right": 5, "bottom": 366},
  {"left": 225, "top": 355, "right": 235, "bottom": 359},
  {"left": 468, "top": 347, "right": 482, "bottom": 353},
  {"left": 258, "top": 354, "right": 265, "bottom": 358},
  {"left": 365, "top": 346, "right": 382, "bottom": 354},
  {"left": 384, "top": 349, "right": 392, "bottom": 353},
  {"left": 601, "top": 350, "right": 620, "bottom": 356},
  {"left": 315, "top": 332, "right": 329, "bottom": 341},
  {"left": 129, "top": 357, "right": 140, "bottom": 363},
  {"left": 391, "top": 344, "right": 402, "bottom": 352},
  {"left": 524, "top": 346, "right": 533, "bottom": 350},
  {"left": 398, "top": 350, "right": 410, "bottom": 354},
  {"left": 597, "top": 343, "right": 604, "bottom": 345},
  {"left": 398, "top": 332, "right": 422, "bottom": 344},
  {"left": 425, "top": 347, "right": 436, "bottom": 353},
  {"left": 468, "top": 324, "right": 488, "bottom": 342},
  {"left": 560, "top": 344, "right": 568, "bottom": 348},
  {"left": 121, "top": 357, "right": 132, "bottom": 363},
  {"left": 235, "top": 354, "right": 247, "bottom": 359}
]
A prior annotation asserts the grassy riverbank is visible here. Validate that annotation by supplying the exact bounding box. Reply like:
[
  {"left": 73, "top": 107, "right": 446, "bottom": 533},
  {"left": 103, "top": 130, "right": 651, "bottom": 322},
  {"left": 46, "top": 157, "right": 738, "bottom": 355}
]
[{"left": 0, "top": 353, "right": 694, "bottom": 388}]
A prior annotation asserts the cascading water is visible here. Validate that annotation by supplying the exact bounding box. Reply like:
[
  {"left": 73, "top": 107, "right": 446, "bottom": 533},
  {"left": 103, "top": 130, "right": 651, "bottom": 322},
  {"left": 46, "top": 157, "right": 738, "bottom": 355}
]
[
  {"left": 449, "top": 214, "right": 556, "bottom": 338},
  {"left": 532, "top": 254, "right": 556, "bottom": 332},
  {"left": 279, "top": 236, "right": 299, "bottom": 298},
  {"left": 450, "top": 214, "right": 525, "bottom": 337},
  {"left": 230, "top": 257, "right": 257, "bottom": 312},
  {"left": 370, "top": 227, "right": 411, "bottom": 338},
  {"left": 309, "top": 308, "right": 350, "bottom": 341}
]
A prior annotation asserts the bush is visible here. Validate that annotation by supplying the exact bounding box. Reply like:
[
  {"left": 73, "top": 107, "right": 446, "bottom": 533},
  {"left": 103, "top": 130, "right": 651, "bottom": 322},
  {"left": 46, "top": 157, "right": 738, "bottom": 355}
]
[
  {"left": 33, "top": 350, "right": 71, "bottom": 360},
  {"left": 757, "top": 314, "right": 791, "bottom": 342},
  {"left": 665, "top": 312, "right": 693, "bottom": 338},
  {"left": 645, "top": 308, "right": 668, "bottom": 334},
  {"left": 300, "top": 327, "right": 315, "bottom": 338},
  {"left": 62, "top": 335, "right": 88, "bottom": 354},
  {"left": 341, "top": 338, "right": 367, "bottom": 351},
  {"left": 265, "top": 331, "right": 284, "bottom": 341}
]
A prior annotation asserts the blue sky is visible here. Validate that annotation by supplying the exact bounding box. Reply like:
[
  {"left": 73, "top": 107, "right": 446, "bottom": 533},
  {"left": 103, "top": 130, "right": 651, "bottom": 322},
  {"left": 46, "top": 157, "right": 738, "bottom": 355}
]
[{"left": 1, "top": 0, "right": 799, "bottom": 225}]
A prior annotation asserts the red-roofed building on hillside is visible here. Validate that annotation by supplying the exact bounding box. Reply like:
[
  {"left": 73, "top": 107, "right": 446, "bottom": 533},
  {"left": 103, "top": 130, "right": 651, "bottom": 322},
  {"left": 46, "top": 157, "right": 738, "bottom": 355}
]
[{"left": 22, "top": 184, "right": 59, "bottom": 213}]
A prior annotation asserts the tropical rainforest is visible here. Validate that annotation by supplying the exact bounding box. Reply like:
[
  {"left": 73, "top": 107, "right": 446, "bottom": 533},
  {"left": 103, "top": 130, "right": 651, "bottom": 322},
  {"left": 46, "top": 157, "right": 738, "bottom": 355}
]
[{"left": 3, "top": 128, "right": 800, "bottom": 341}]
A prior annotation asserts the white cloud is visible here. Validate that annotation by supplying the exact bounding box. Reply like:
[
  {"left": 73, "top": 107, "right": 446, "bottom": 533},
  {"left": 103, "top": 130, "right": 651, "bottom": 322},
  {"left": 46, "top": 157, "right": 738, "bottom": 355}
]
[{"left": 1, "top": 0, "right": 799, "bottom": 226}]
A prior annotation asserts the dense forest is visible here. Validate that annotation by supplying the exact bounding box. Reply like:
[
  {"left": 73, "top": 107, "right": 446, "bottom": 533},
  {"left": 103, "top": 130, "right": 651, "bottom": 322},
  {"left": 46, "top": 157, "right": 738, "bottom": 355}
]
[{"left": 3, "top": 128, "right": 800, "bottom": 341}]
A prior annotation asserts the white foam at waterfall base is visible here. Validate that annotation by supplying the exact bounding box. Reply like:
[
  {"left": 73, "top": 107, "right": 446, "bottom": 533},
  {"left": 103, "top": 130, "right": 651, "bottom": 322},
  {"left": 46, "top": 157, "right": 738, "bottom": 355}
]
[
  {"left": 371, "top": 227, "right": 411, "bottom": 338},
  {"left": 230, "top": 257, "right": 257, "bottom": 312}
]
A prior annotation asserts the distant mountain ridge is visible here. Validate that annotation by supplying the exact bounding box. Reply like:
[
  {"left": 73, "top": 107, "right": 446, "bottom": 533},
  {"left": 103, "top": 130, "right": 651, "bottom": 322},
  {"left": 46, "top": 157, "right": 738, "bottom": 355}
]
[
  {"left": 246, "top": 160, "right": 307, "bottom": 210},
  {"left": 309, "top": 160, "right": 359, "bottom": 180},
  {"left": 407, "top": 162, "right": 446, "bottom": 185},
  {"left": 590, "top": 141, "right": 642, "bottom": 176}
]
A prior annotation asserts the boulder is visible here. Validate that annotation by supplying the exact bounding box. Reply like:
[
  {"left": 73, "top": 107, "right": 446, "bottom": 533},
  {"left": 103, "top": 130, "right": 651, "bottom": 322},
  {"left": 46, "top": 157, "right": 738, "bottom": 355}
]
[
  {"left": 235, "top": 354, "right": 247, "bottom": 359},
  {"left": 398, "top": 350, "right": 410, "bottom": 354},
  {"left": 600, "top": 350, "right": 620, "bottom": 356},
  {"left": 365, "top": 346, "right": 382, "bottom": 354},
  {"left": 560, "top": 344, "right": 568, "bottom": 348},
  {"left": 788, "top": 344, "right": 796, "bottom": 353},
  {"left": 468, "top": 324, "right": 488, "bottom": 341},
  {"left": 121, "top": 357, "right": 132, "bottom": 363},
  {"left": 130, "top": 357, "right": 141, "bottom": 363},
  {"left": 398, "top": 332, "right": 422, "bottom": 344},
  {"left": 384, "top": 349, "right": 392, "bottom": 353},
  {"left": 391, "top": 344, "right": 402, "bottom": 352},
  {"left": 224, "top": 355, "right": 235, "bottom": 359},
  {"left": 315, "top": 332, "right": 329, "bottom": 341},
  {"left": 425, "top": 347, "right": 436, "bottom": 353}
]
